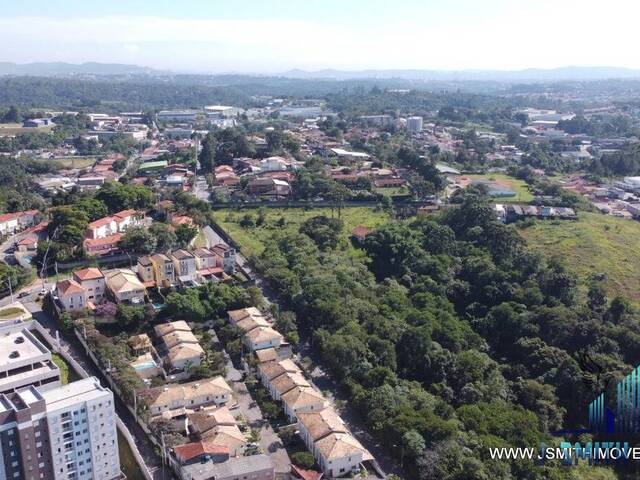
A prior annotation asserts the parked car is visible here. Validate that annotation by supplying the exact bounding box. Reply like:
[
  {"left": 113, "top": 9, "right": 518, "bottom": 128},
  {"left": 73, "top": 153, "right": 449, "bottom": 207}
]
[{"left": 18, "top": 291, "right": 30, "bottom": 298}]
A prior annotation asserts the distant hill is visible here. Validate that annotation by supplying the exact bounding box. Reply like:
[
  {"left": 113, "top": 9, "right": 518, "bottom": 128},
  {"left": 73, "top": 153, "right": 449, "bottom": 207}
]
[
  {"left": 283, "top": 66, "right": 640, "bottom": 82},
  {"left": 0, "top": 62, "right": 163, "bottom": 76}
]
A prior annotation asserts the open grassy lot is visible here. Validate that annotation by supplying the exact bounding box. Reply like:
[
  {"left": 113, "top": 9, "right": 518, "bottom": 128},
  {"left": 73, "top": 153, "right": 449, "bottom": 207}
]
[
  {"left": 212, "top": 206, "right": 389, "bottom": 257},
  {"left": 31, "top": 156, "right": 96, "bottom": 169},
  {"left": 374, "top": 186, "right": 410, "bottom": 196},
  {"left": 520, "top": 212, "right": 640, "bottom": 303},
  {"left": 466, "top": 173, "right": 534, "bottom": 203},
  {"left": 0, "top": 123, "right": 54, "bottom": 136}
]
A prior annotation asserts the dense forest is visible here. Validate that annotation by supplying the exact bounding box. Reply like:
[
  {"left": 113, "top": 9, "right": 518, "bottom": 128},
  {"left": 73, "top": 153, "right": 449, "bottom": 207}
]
[{"left": 253, "top": 191, "right": 637, "bottom": 479}]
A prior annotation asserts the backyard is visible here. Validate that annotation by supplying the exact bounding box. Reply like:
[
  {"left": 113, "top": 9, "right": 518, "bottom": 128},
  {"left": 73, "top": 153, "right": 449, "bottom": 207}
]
[{"left": 211, "top": 206, "right": 390, "bottom": 257}]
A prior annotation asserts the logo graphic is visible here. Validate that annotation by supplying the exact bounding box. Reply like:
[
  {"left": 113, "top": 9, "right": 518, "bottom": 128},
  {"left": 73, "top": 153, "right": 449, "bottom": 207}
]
[{"left": 589, "top": 366, "right": 640, "bottom": 435}]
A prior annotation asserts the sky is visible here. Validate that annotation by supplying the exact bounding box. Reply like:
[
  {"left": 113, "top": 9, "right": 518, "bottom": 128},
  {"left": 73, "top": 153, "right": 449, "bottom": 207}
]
[{"left": 0, "top": 0, "right": 639, "bottom": 73}]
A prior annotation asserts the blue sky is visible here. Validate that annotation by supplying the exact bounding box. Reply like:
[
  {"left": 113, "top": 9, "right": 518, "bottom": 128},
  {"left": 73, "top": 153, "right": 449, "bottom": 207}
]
[{"left": 0, "top": 0, "right": 638, "bottom": 72}]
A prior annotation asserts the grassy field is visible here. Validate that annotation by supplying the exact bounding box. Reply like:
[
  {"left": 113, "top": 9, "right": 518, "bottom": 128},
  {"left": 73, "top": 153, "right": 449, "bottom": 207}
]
[
  {"left": 466, "top": 173, "right": 534, "bottom": 203},
  {"left": 0, "top": 123, "right": 54, "bottom": 136},
  {"left": 31, "top": 156, "right": 96, "bottom": 170},
  {"left": 212, "top": 206, "right": 389, "bottom": 257},
  {"left": 520, "top": 212, "right": 640, "bottom": 302},
  {"left": 374, "top": 186, "right": 410, "bottom": 196}
]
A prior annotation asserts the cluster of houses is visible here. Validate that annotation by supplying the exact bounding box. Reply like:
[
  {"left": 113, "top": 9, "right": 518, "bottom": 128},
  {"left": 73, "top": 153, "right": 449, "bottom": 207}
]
[
  {"left": 54, "top": 245, "right": 236, "bottom": 312},
  {"left": 55, "top": 267, "right": 146, "bottom": 310},
  {"left": 493, "top": 204, "right": 577, "bottom": 223},
  {"left": 0, "top": 209, "right": 40, "bottom": 236},
  {"left": 83, "top": 209, "right": 146, "bottom": 256},
  {"left": 138, "top": 369, "right": 272, "bottom": 480},
  {"left": 127, "top": 320, "right": 205, "bottom": 381},
  {"left": 228, "top": 307, "right": 373, "bottom": 478},
  {"left": 563, "top": 176, "right": 640, "bottom": 219}
]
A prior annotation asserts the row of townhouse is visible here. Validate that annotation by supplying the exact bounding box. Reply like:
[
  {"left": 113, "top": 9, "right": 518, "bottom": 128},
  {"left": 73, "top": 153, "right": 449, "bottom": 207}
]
[
  {"left": 153, "top": 321, "right": 205, "bottom": 376},
  {"left": 255, "top": 354, "right": 372, "bottom": 478},
  {"left": 0, "top": 209, "right": 40, "bottom": 236},
  {"left": 139, "top": 376, "right": 233, "bottom": 420},
  {"left": 227, "top": 307, "right": 285, "bottom": 352},
  {"left": 83, "top": 209, "right": 145, "bottom": 256},
  {"left": 137, "top": 245, "right": 236, "bottom": 288},
  {"left": 55, "top": 267, "right": 146, "bottom": 310},
  {"left": 55, "top": 245, "right": 238, "bottom": 312}
]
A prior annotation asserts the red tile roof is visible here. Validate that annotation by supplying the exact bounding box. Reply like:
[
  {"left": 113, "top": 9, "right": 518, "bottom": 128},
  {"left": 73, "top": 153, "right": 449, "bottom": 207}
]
[
  {"left": 291, "top": 465, "right": 322, "bottom": 480},
  {"left": 73, "top": 267, "right": 104, "bottom": 281},
  {"left": 173, "top": 441, "right": 229, "bottom": 463},
  {"left": 351, "top": 226, "right": 373, "bottom": 240},
  {"left": 88, "top": 216, "right": 115, "bottom": 229},
  {"left": 57, "top": 279, "right": 85, "bottom": 296}
]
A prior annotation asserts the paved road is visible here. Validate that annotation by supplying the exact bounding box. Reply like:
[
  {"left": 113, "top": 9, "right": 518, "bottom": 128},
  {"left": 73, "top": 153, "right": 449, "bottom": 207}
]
[
  {"left": 19, "top": 300, "right": 169, "bottom": 480},
  {"left": 217, "top": 332, "right": 291, "bottom": 477}
]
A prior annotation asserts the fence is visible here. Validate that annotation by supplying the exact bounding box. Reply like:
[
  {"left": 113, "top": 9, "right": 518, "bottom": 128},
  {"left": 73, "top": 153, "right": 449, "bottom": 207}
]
[
  {"left": 28, "top": 321, "right": 155, "bottom": 480},
  {"left": 73, "top": 327, "right": 169, "bottom": 475}
]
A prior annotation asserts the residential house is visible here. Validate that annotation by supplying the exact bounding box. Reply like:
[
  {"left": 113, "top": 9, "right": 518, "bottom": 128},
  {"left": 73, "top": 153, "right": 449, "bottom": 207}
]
[
  {"left": 296, "top": 407, "right": 347, "bottom": 460},
  {"left": 137, "top": 255, "right": 155, "bottom": 286},
  {"left": 314, "top": 432, "right": 370, "bottom": 478},
  {"left": 228, "top": 307, "right": 265, "bottom": 326},
  {"left": 86, "top": 216, "right": 118, "bottom": 240},
  {"left": 281, "top": 385, "right": 326, "bottom": 421},
  {"left": 246, "top": 178, "right": 291, "bottom": 197},
  {"left": 150, "top": 253, "right": 176, "bottom": 287},
  {"left": 0, "top": 209, "right": 39, "bottom": 235},
  {"left": 243, "top": 326, "right": 284, "bottom": 352},
  {"left": 193, "top": 248, "right": 217, "bottom": 270},
  {"left": 85, "top": 209, "right": 141, "bottom": 239},
  {"left": 154, "top": 320, "right": 204, "bottom": 374},
  {"left": 178, "top": 454, "right": 274, "bottom": 480},
  {"left": 16, "top": 235, "right": 38, "bottom": 252},
  {"left": 188, "top": 405, "right": 246, "bottom": 457},
  {"left": 105, "top": 268, "right": 146, "bottom": 304},
  {"left": 269, "top": 371, "right": 310, "bottom": 401},
  {"left": 171, "top": 249, "right": 198, "bottom": 285},
  {"left": 129, "top": 333, "right": 153, "bottom": 356},
  {"left": 172, "top": 441, "right": 230, "bottom": 466},
  {"left": 257, "top": 359, "right": 300, "bottom": 388},
  {"left": 83, "top": 233, "right": 122, "bottom": 256},
  {"left": 55, "top": 279, "right": 85, "bottom": 311},
  {"left": 140, "top": 377, "right": 233, "bottom": 418},
  {"left": 72, "top": 267, "right": 106, "bottom": 304}
]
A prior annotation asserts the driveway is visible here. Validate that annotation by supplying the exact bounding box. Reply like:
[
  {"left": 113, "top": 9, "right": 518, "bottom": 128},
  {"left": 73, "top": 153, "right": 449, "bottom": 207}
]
[{"left": 222, "top": 344, "right": 291, "bottom": 477}]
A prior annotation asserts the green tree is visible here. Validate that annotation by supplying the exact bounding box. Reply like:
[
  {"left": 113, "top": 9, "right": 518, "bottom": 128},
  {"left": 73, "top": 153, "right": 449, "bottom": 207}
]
[
  {"left": 2, "top": 105, "right": 20, "bottom": 123},
  {"left": 175, "top": 224, "right": 198, "bottom": 248},
  {"left": 290, "top": 451, "right": 315, "bottom": 469},
  {"left": 118, "top": 226, "right": 157, "bottom": 254},
  {"left": 115, "top": 304, "right": 145, "bottom": 328},
  {"left": 149, "top": 222, "right": 177, "bottom": 251}
]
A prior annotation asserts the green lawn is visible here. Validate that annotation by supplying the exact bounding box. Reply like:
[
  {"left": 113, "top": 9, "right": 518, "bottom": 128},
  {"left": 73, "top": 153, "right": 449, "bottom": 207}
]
[
  {"left": 0, "top": 123, "right": 54, "bottom": 136},
  {"left": 520, "top": 212, "right": 640, "bottom": 303},
  {"left": 51, "top": 353, "right": 81, "bottom": 385},
  {"left": 0, "top": 307, "right": 27, "bottom": 319},
  {"left": 466, "top": 173, "right": 534, "bottom": 203},
  {"left": 212, "top": 207, "right": 389, "bottom": 257},
  {"left": 374, "top": 186, "right": 410, "bottom": 196},
  {"left": 118, "top": 432, "right": 146, "bottom": 480}
]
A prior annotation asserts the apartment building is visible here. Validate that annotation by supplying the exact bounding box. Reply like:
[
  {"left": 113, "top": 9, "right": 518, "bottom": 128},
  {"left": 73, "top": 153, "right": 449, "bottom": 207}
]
[
  {"left": 0, "top": 322, "right": 61, "bottom": 395},
  {"left": 0, "top": 377, "right": 120, "bottom": 480}
]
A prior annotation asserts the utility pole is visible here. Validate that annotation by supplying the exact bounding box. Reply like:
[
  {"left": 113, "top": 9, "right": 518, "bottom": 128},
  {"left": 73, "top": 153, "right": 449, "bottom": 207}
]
[{"left": 7, "top": 275, "right": 13, "bottom": 302}]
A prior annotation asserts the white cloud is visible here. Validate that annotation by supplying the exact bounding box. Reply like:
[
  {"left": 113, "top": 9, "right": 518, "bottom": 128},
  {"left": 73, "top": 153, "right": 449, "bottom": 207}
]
[{"left": 0, "top": 4, "right": 638, "bottom": 72}]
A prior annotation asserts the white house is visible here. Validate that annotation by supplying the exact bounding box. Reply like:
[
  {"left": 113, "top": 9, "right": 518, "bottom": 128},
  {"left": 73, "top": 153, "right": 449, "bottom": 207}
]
[
  {"left": 72, "top": 267, "right": 106, "bottom": 304},
  {"left": 171, "top": 249, "right": 198, "bottom": 283},
  {"left": 55, "top": 279, "right": 86, "bottom": 311},
  {"left": 243, "top": 326, "right": 284, "bottom": 352}
]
